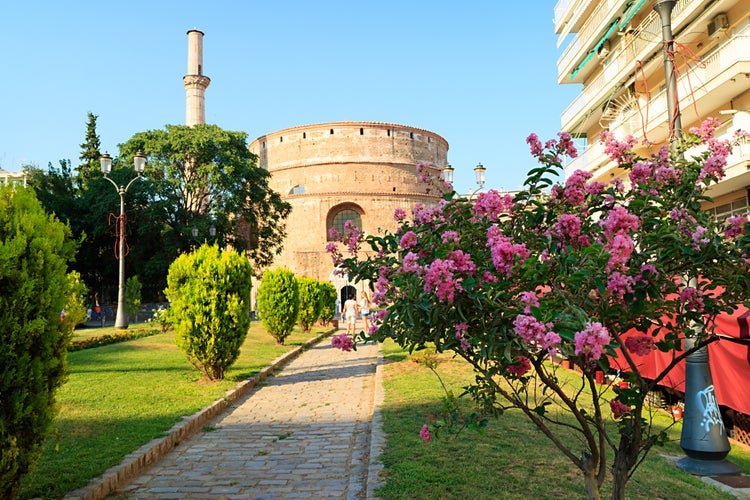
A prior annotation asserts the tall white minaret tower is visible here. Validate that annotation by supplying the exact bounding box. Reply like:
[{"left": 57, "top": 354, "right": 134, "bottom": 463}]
[{"left": 184, "top": 29, "right": 210, "bottom": 126}]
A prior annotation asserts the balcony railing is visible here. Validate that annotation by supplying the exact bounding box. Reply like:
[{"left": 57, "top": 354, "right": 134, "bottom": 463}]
[{"left": 560, "top": 0, "right": 691, "bottom": 127}]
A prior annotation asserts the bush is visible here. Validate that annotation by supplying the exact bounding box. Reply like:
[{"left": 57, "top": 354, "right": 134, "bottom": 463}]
[
  {"left": 164, "top": 244, "right": 252, "bottom": 380},
  {"left": 297, "top": 276, "right": 322, "bottom": 332},
  {"left": 318, "top": 281, "right": 337, "bottom": 325},
  {"left": 257, "top": 268, "right": 299, "bottom": 344},
  {"left": 0, "top": 185, "right": 77, "bottom": 498},
  {"left": 62, "top": 270, "right": 88, "bottom": 329},
  {"left": 125, "top": 275, "right": 142, "bottom": 322}
]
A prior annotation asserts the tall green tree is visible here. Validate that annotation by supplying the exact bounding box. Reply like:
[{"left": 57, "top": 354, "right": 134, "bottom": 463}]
[
  {"left": 119, "top": 124, "right": 291, "bottom": 280},
  {"left": 0, "top": 185, "right": 77, "bottom": 498},
  {"left": 77, "top": 112, "right": 102, "bottom": 188}
]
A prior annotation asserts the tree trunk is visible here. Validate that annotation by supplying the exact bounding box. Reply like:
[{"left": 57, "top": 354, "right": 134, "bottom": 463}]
[{"left": 581, "top": 453, "right": 602, "bottom": 500}]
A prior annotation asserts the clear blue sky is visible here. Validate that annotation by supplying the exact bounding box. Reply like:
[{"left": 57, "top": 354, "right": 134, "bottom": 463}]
[{"left": 0, "top": 1, "right": 579, "bottom": 195}]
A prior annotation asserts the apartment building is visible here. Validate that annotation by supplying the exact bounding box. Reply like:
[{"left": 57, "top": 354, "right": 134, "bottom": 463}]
[{"left": 555, "top": 0, "right": 750, "bottom": 219}]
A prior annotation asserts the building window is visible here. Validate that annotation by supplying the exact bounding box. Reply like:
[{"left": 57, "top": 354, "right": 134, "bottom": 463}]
[
  {"left": 327, "top": 204, "right": 363, "bottom": 240},
  {"left": 330, "top": 129, "right": 334, "bottom": 134},
  {"left": 303, "top": 132, "right": 306, "bottom": 139},
  {"left": 707, "top": 195, "right": 748, "bottom": 223},
  {"left": 360, "top": 128, "right": 364, "bottom": 135},
  {"left": 289, "top": 184, "right": 305, "bottom": 195}
]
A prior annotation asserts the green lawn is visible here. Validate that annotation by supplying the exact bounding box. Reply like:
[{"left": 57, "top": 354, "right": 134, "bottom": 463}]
[
  {"left": 18, "top": 329, "right": 750, "bottom": 499},
  {"left": 19, "top": 322, "right": 331, "bottom": 500},
  {"left": 374, "top": 340, "right": 750, "bottom": 499}
]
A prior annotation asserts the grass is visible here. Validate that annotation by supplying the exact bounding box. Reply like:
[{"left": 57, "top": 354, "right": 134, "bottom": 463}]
[
  {"left": 374, "top": 340, "right": 750, "bottom": 499},
  {"left": 18, "top": 328, "right": 750, "bottom": 499},
  {"left": 18, "top": 322, "right": 332, "bottom": 500}
]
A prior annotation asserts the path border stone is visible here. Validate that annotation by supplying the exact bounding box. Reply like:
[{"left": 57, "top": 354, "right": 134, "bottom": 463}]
[{"left": 64, "top": 328, "right": 337, "bottom": 500}]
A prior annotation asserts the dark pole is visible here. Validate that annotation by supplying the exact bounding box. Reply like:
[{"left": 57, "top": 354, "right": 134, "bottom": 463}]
[
  {"left": 654, "top": 0, "right": 682, "bottom": 142},
  {"left": 654, "top": 0, "right": 739, "bottom": 476}
]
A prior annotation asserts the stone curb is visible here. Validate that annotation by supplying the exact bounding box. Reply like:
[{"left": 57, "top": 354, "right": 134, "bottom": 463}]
[
  {"left": 366, "top": 343, "right": 386, "bottom": 499},
  {"left": 63, "top": 329, "right": 336, "bottom": 500}
]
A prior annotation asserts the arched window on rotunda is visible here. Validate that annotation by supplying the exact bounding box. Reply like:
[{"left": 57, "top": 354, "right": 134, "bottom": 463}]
[{"left": 327, "top": 204, "right": 363, "bottom": 241}]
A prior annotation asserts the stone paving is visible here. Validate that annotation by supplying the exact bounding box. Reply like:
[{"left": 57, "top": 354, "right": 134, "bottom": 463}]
[{"left": 116, "top": 331, "right": 383, "bottom": 500}]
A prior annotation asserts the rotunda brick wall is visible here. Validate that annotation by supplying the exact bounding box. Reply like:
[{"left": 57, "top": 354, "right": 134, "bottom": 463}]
[{"left": 249, "top": 121, "right": 448, "bottom": 286}]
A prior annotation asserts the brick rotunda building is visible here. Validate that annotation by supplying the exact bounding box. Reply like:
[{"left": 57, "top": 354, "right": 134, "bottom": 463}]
[{"left": 249, "top": 120, "right": 449, "bottom": 304}]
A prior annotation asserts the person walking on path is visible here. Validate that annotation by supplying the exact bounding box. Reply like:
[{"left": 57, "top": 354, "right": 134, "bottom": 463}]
[
  {"left": 116, "top": 339, "right": 383, "bottom": 499},
  {"left": 359, "top": 290, "right": 371, "bottom": 336},
  {"left": 343, "top": 292, "right": 359, "bottom": 336}
]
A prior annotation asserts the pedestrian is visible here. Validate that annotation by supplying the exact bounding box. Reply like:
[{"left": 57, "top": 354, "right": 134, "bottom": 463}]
[
  {"left": 343, "top": 292, "right": 359, "bottom": 336},
  {"left": 359, "top": 290, "right": 371, "bottom": 335}
]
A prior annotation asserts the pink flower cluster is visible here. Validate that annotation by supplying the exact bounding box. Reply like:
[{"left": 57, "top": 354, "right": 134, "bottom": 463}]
[
  {"left": 331, "top": 333, "right": 354, "bottom": 352},
  {"left": 423, "top": 249, "right": 476, "bottom": 303},
  {"left": 507, "top": 355, "right": 531, "bottom": 376},
  {"left": 624, "top": 335, "right": 654, "bottom": 356},
  {"left": 680, "top": 286, "right": 705, "bottom": 313},
  {"left": 610, "top": 399, "right": 632, "bottom": 419},
  {"left": 393, "top": 207, "right": 407, "bottom": 221},
  {"left": 574, "top": 322, "right": 611, "bottom": 361},
  {"left": 400, "top": 231, "right": 418, "bottom": 250},
  {"left": 606, "top": 271, "right": 635, "bottom": 302},
  {"left": 513, "top": 314, "right": 561, "bottom": 355},
  {"left": 526, "top": 132, "right": 578, "bottom": 164},
  {"left": 455, "top": 323, "right": 471, "bottom": 351},
  {"left": 518, "top": 291, "right": 540, "bottom": 314},
  {"left": 600, "top": 131, "right": 637, "bottom": 165},
  {"left": 486, "top": 225, "right": 530, "bottom": 277},
  {"left": 420, "top": 424, "right": 431, "bottom": 443},
  {"left": 725, "top": 215, "right": 748, "bottom": 238},
  {"left": 472, "top": 190, "right": 515, "bottom": 221}
]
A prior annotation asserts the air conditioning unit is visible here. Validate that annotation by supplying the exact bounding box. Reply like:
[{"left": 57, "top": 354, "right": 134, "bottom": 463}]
[{"left": 708, "top": 13, "right": 729, "bottom": 39}]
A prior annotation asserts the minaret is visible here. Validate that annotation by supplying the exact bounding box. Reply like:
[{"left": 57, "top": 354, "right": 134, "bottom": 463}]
[{"left": 183, "top": 29, "right": 210, "bottom": 126}]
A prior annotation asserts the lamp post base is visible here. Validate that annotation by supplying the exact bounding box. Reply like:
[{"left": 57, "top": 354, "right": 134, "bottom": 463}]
[{"left": 676, "top": 456, "right": 740, "bottom": 476}]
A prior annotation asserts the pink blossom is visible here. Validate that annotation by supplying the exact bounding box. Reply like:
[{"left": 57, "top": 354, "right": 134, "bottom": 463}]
[
  {"left": 513, "top": 315, "right": 560, "bottom": 354},
  {"left": 725, "top": 215, "right": 748, "bottom": 238},
  {"left": 473, "top": 190, "right": 515, "bottom": 221},
  {"left": 481, "top": 271, "right": 499, "bottom": 284},
  {"left": 401, "top": 252, "right": 421, "bottom": 273},
  {"left": 393, "top": 207, "right": 407, "bottom": 221},
  {"left": 610, "top": 399, "right": 632, "bottom": 419},
  {"left": 680, "top": 287, "right": 705, "bottom": 313},
  {"left": 420, "top": 424, "right": 432, "bottom": 443},
  {"left": 447, "top": 250, "right": 476, "bottom": 274},
  {"left": 507, "top": 355, "right": 531, "bottom": 376},
  {"left": 606, "top": 272, "right": 635, "bottom": 302},
  {"left": 601, "top": 206, "right": 640, "bottom": 238},
  {"left": 518, "top": 291, "right": 540, "bottom": 314},
  {"left": 553, "top": 214, "right": 582, "bottom": 244},
  {"left": 400, "top": 231, "right": 418, "bottom": 250},
  {"left": 526, "top": 133, "right": 543, "bottom": 158},
  {"left": 624, "top": 335, "right": 654, "bottom": 356},
  {"left": 441, "top": 230, "right": 459, "bottom": 243},
  {"left": 605, "top": 234, "right": 634, "bottom": 271},
  {"left": 486, "top": 225, "right": 530, "bottom": 277},
  {"left": 331, "top": 333, "right": 354, "bottom": 352},
  {"left": 424, "top": 259, "right": 462, "bottom": 303},
  {"left": 600, "top": 131, "right": 637, "bottom": 165},
  {"left": 574, "top": 322, "right": 611, "bottom": 361},
  {"left": 561, "top": 170, "right": 593, "bottom": 206},
  {"left": 454, "top": 323, "right": 471, "bottom": 351}
]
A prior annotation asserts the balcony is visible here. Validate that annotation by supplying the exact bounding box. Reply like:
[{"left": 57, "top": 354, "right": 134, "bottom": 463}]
[{"left": 559, "top": 0, "right": 715, "bottom": 128}]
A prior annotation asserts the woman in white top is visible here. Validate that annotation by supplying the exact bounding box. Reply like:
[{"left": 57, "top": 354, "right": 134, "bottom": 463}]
[
  {"left": 343, "top": 293, "right": 359, "bottom": 336},
  {"left": 359, "top": 290, "right": 371, "bottom": 335}
]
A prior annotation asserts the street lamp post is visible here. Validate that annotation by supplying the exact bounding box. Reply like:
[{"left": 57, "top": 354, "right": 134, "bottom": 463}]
[
  {"left": 474, "top": 162, "right": 486, "bottom": 191},
  {"left": 100, "top": 150, "right": 146, "bottom": 330}
]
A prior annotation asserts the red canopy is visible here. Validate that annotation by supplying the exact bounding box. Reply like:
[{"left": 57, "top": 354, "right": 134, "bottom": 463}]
[{"left": 609, "top": 305, "right": 750, "bottom": 415}]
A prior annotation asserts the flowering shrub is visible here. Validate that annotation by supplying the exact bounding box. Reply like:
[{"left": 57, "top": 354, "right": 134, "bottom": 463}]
[
  {"left": 68, "top": 328, "right": 161, "bottom": 351},
  {"left": 329, "top": 119, "right": 750, "bottom": 499}
]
